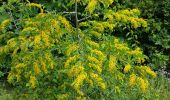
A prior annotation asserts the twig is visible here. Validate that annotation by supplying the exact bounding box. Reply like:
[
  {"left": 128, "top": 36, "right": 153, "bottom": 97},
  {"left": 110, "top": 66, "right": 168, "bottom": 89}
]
[
  {"left": 78, "top": 15, "right": 91, "bottom": 22},
  {"left": 63, "top": 11, "right": 76, "bottom": 14}
]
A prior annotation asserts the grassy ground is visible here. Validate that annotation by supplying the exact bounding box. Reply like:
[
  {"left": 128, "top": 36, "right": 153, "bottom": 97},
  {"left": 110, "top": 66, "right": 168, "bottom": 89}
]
[
  {"left": 0, "top": 81, "right": 14, "bottom": 100},
  {"left": 0, "top": 74, "right": 170, "bottom": 100}
]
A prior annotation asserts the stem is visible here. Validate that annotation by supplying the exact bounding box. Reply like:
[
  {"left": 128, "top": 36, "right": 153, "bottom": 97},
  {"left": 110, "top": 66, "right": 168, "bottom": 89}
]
[
  {"left": 78, "top": 15, "right": 91, "bottom": 22},
  {"left": 75, "top": 0, "right": 79, "bottom": 35}
]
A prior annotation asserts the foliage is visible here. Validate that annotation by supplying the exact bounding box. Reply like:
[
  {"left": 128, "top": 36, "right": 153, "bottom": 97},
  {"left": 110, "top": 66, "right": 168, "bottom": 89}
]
[
  {"left": 113, "top": 0, "right": 170, "bottom": 71},
  {"left": 0, "top": 0, "right": 168, "bottom": 99}
]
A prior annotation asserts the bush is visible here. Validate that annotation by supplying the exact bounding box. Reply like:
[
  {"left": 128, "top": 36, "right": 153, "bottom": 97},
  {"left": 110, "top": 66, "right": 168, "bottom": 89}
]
[{"left": 0, "top": 0, "right": 166, "bottom": 99}]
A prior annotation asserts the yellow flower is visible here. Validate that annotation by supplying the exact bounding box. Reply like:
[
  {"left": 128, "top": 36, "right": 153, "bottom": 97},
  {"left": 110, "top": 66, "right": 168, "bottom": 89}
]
[
  {"left": 72, "top": 72, "right": 87, "bottom": 89},
  {"left": 90, "top": 31, "right": 101, "bottom": 37},
  {"left": 98, "top": 82, "right": 106, "bottom": 90},
  {"left": 57, "top": 94, "right": 69, "bottom": 100},
  {"left": 88, "top": 63, "right": 102, "bottom": 73},
  {"left": 91, "top": 49, "right": 105, "bottom": 61},
  {"left": 58, "top": 16, "right": 73, "bottom": 32},
  {"left": 124, "top": 64, "right": 131, "bottom": 73},
  {"left": 109, "top": 55, "right": 117, "bottom": 72},
  {"left": 22, "top": 27, "right": 38, "bottom": 33},
  {"left": 0, "top": 19, "right": 11, "bottom": 30},
  {"left": 90, "top": 72, "right": 106, "bottom": 90},
  {"left": 128, "top": 47, "right": 142, "bottom": 55},
  {"left": 33, "top": 61, "right": 41, "bottom": 75},
  {"left": 64, "top": 55, "right": 80, "bottom": 68},
  {"left": 16, "top": 63, "right": 25, "bottom": 69},
  {"left": 114, "top": 42, "right": 130, "bottom": 50},
  {"left": 117, "top": 72, "right": 124, "bottom": 81},
  {"left": 145, "top": 66, "right": 157, "bottom": 77},
  {"left": 16, "top": 74, "right": 21, "bottom": 82},
  {"left": 87, "top": 56, "right": 100, "bottom": 64},
  {"left": 137, "top": 77, "right": 148, "bottom": 93},
  {"left": 44, "top": 52, "right": 54, "bottom": 69},
  {"left": 65, "top": 43, "right": 79, "bottom": 56},
  {"left": 76, "top": 96, "right": 86, "bottom": 100},
  {"left": 27, "top": 3, "right": 43, "bottom": 13},
  {"left": 41, "top": 31, "right": 51, "bottom": 48},
  {"left": 129, "top": 74, "right": 136, "bottom": 87},
  {"left": 86, "top": 78, "right": 93, "bottom": 87},
  {"left": 7, "top": 72, "right": 15, "bottom": 83},
  {"left": 39, "top": 57, "right": 48, "bottom": 74},
  {"left": 85, "top": 40, "right": 99, "bottom": 48},
  {"left": 29, "top": 76, "right": 37, "bottom": 89},
  {"left": 34, "top": 35, "right": 41, "bottom": 49},
  {"left": 36, "top": 13, "right": 46, "bottom": 19},
  {"left": 68, "top": 64, "right": 84, "bottom": 77},
  {"left": 7, "top": 38, "right": 17, "bottom": 48},
  {"left": 85, "top": 0, "right": 98, "bottom": 14},
  {"left": 12, "top": 47, "right": 19, "bottom": 56},
  {"left": 131, "top": 9, "right": 141, "bottom": 16}
]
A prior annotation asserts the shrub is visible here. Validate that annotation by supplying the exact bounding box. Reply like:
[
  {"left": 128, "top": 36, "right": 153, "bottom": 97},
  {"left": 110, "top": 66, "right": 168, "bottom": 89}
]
[{"left": 0, "top": 0, "right": 161, "bottom": 99}]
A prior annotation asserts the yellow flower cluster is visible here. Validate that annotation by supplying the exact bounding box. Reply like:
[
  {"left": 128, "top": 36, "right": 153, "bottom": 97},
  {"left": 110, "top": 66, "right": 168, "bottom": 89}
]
[
  {"left": 123, "top": 64, "right": 131, "bottom": 73},
  {"left": 87, "top": 49, "right": 105, "bottom": 73},
  {"left": 137, "top": 77, "right": 149, "bottom": 93},
  {"left": 16, "top": 63, "right": 25, "bottom": 69},
  {"left": 58, "top": 16, "right": 73, "bottom": 32},
  {"left": 88, "top": 63, "right": 102, "bottom": 73},
  {"left": 39, "top": 56, "right": 48, "bottom": 74},
  {"left": 68, "top": 64, "right": 84, "bottom": 77},
  {"left": 27, "top": 3, "right": 43, "bottom": 13},
  {"left": 64, "top": 55, "right": 80, "bottom": 68},
  {"left": 129, "top": 74, "right": 136, "bottom": 87},
  {"left": 128, "top": 47, "right": 143, "bottom": 55},
  {"left": 129, "top": 74, "right": 149, "bottom": 93},
  {"left": 85, "top": 0, "right": 98, "bottom": 14},
  {"left": 0, "top": 19, "right": 11, "bottom": 30},
  {"left": 22, "top": 27, "right": 38, "bottom": 33},
  {"left": 76, "top": 96, "right": 86, "bottom": 100},
  {"left": 114, "top": 39, "right": 130, "bottom": 50},
  {"left": 87, "top": 56, "right": 100, "bottom": 64},
  {"left": 108, "top": 55, "right": 117, "bottom": 72},
  {"left": 72, "top": 72, "right": 87, "bottom": 89},
  {"left": 33, "top": 61, "right": 41, "bottom": 75},
  {"left": 57, "top": 94, "right": 69, "bottom": 100},
  {"left": 41, "top": 31, "right": 51, "bottom": 48},
  {"left": 91, "top": 49, "right": 105, "bottom": 61},
  {"left": 89, "top": 31, "right": 101, "bottom": 37},
  {"left": 85, "top": 39, "right": 99, "bottom": 48},
  {"left": 90, "top": 72, "right": 106, "bottom": 90},
  {"left": 105, "top": 9, "right": 148, "bottom": 28},
  {"left": 36, "top": 13, "right": 46, "bottom": 19},
  {"left": 29, "top": 76, "right": 37, "bottom": 89},
  {"left": 65, "top": 43, "right": 79, "bottom": 56},
  {"left": 118, "top": 9, "right": 141, "bottom": 17},
  {"left": 34, "top": 35, "right": 41, "bottom": 49},
  {"left": 140, "top": 66, "right": 157, "bottom": 77}
]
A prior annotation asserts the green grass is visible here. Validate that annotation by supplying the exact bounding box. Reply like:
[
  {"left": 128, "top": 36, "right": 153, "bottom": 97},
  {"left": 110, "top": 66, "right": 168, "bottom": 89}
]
[
  {"left": 0, "top": 81, "right": 14, "bottom": 100},
  {"left": 151, "top": 73, "right": 170, "bottom": 100},
  {"left": 0, "top": 74, "right": 170, "bottom": 100}
]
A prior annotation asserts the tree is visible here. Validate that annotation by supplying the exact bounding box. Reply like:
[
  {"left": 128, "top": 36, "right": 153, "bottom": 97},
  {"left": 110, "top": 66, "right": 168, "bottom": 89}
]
[{"left": 0, "top": 0, "right": 160, "bottom": 99}]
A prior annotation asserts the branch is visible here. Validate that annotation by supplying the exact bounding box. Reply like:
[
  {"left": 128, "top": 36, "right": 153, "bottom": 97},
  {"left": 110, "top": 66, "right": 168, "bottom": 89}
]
[
  {"left": 78, "top": 15, "right": 92, "bottom": 22},
  {"left": 63, "top": 11, "right": 76, "bottom": 14}
]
